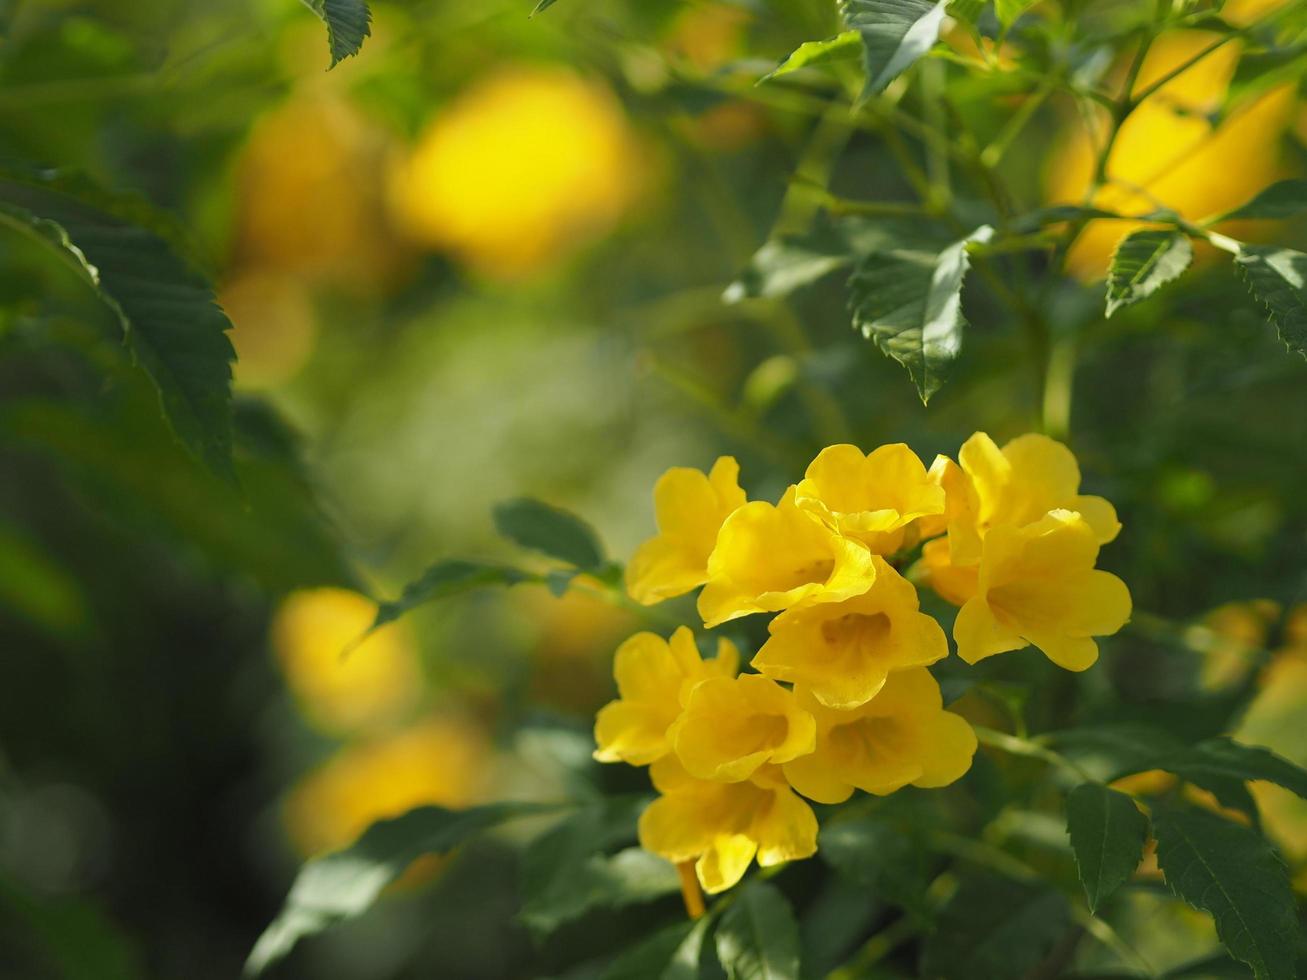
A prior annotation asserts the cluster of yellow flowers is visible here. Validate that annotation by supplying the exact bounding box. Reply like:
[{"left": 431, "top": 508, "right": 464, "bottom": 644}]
[{"left": 594, "top": 435, "right": 1132, "bottom": 893}]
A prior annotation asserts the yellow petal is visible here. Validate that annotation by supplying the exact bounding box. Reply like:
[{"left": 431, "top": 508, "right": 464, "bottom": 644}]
[
  {"left": 954, "top": 596, "right": 1026, "bottom": 665},
  {"left": 638, "top": 790, "right": 716, "bottom": 863},
  {"left": 697, "top": 834, "right": 757, "bottom": 893},
  {"left": 958, "top": 432, "right": 1010, "bottom": 527},
  {"left": 673, "top": 675, "right": 815, "bottom": 781},
  {"left": 1072, "top": 494, "right": 1122, "bottom": 545},
  {"left": 752, "top": 786, "right": 819, "bottom": 867},
  {"left": 920, "top": 537, "right": 980, "bottom": 607},
  {"left": 913, "top": 711, "right": 978, "bottom": 788},
  {"left": 593, "top": 701, "right": 670, "bottom": 764}
]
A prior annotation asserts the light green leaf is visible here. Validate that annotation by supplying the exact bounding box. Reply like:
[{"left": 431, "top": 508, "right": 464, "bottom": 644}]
[
  {"left": 840, "top": 0, "right": 950, "bottom": 98},
  {"left": 1235, "top": 244, "right": 1307, "bottom": 358},
  {"left": 493, "top": 497, "right": 606, "bottom": 569},
  {"left": 246, "top": 802, "right": 557, "bottom": 975},
  {"left": 1066, "top": 783, "right": 1150, "bottom": 913},
  {"left": 0, "top": 195, "right": 236, "bottom": 481},
  {"left": 299, "top": 0, "right": 371, "bottom": 67},
  {"left": 531, "top": 0, "right": 561, "bottom": 13},
  {"left": 714, "top": 881, "right": 800, "bottom": 980},
  {"left": 1152, "top": 802, "right": 1299, "bottom": 980},
  {"left": 1106, "top": 229, "right": 1193, "bottom": 317},
  {"left": 995, "top": 0, "right": 1036, "bottom": 26},
  {"left": 761, "top": 31, "right": 862, "bottom": 83},
  {"left": 847, "top": 224, "right": 993, "bottom": 403},
  {"left": 947, "top": 0, "right": 987, "bottom": 25},
  {"left": 1219, "top": 179, "right": 1307, "bottom": 221},
  {"left": 372, "top": 559, "right": 537, "bottom": 630},
  {"left": 602, "top": 917, "right": 713, "bottom": 980}
]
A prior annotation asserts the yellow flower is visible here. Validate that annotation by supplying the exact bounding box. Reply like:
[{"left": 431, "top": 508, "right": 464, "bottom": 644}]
[
  {"left": 752, "top": 557, "right": 947, "bottom": 709},
  {"left": 919, "top": 537, "right": 980, "bottom": 607},
  {"left": 387, "top": 67, "right": 641, "bottom": 279},
  {"left": 1191, "top": 599, "right": 1280, "bottom": 692},
  {"left": 916, "top": 454, "right": 982, "bottom": 565},
  {"left": 638, "top": 758, "right": 818, "bottom": 894},
  {"left": 953, "top": 510, "right": 1132, "bottom": 671},
  {"left": 593, "top": 627, "right": 739, "bottom": 766},
  {"left": 670, "top": 674, "right": 815, "bottom": 781},
  {"left": 626, "top": 457, "right": 746, "bottom": 606},
  {"left": 284, "top": 716, "right": 490, "bottom": 858},
  {"left": 795, "top": 443, "right": 944, "bottom": 554},
  {"left": 698, "top": 488, "right": 878, "bottom": 627},
  {"left": 1046, "top": 30, "right": 1296, "bottom": 281},
  {"left": 782, "top": 670, "right": 976, "bottom": 804},
  {"left": 271, "top": 588, "right": 421, "bottom": 736},
  {"left": 959, "top": 432, "right": 1121, "bottom": 545}
]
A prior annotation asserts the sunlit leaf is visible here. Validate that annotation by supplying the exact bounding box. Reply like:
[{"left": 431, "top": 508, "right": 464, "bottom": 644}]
[
  {"left": 840, "top": 0, "right": 950, "bottom": 98},
  {"left": 715, "top": 881, "right": 800, "bottom": 980},
  {"left": 299, "top": 0, "right": 371, "bottom": 67},
  {"left": 1106, "top": 230, "right": 1193, "bottom": 317},
  {"left": 602, "top": 917, "right": 713, "bottom": 980},
  {"left": 1235, "top": 244, "right": 1307, "bottom": 358},
  {"left": 372, "top": 559, "right": 537, "bottom": 630},
  {"left": 995, "top": 0, "right": 1036, "bottom": 26},
  {"left": 761, "top": 32, "right": 862, "bottom": 83},
  {"left": 1219, "top": 179, "right": 1307, "bottom": 222},
  {"left": 1066, "top": 783, "right": 1150, "bottom": 913}
]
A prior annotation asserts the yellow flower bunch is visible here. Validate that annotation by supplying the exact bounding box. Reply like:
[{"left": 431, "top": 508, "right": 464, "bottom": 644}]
[{"left": 596, "top": 434, "right": 1131, "bottom": 894}]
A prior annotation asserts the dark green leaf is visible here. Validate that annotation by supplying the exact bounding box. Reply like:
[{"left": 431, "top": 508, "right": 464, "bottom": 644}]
[
  {"left": 493, "top": 497, "right": 605, "bottom": 569},
  {"left": 1158, "top": 737, "right": 1307, "bottom": 803},
  {"left": 848, "top": 225, "right": 993, "bottom": 403},
  {"left": 602, "top": 917, "right": 713, "bottom": 980},
  {"left": 246, "top": 802, "right": 558, "bottom": 975},
  {"left": 531, "top": 0, "right": 562, "bottom": 13},
  {"left": 299, "top": 0, "right": 371, "bottom": 66},
  {"left": 761, "top": 32, "right": 862, "bottom": 83},
  {"left": 1065, "top": 783, "right": 1150, "bottom": 912},
  {"left": 919, "top": 873, "right": 1070, "bottom": 980},
  {"left": 1234, "top": 244, "right": 1307, "bottom": 358},
  {"left": 0, "top": 874, "right": 144, "bottom": 980},
  {"left": 1220, "top": 180, "right": 1307, "bottom": 222},
  {"left": 1044, "top": 724, "right": 1185, "bottom": 778},
  {"left": 1152, "top": 802, "right": 1299, "bottom": 980},
  {"left": 1106, "top": 230, "right": 1193, "bottom": 317},
  {"left": 818, "top": 815, "right": 931, "bottom": 920},
  {"left": 0, "top": 191, "right": 235, "bottom": 480},
  {"left": 372, "top": 559, "right": 537, "bottom": 630},
  {"left": 840, "top": 0, "right": 950, "bottom": 98},
  {"left": 714, "top": 881, "right": 800, "bottom": 980}
]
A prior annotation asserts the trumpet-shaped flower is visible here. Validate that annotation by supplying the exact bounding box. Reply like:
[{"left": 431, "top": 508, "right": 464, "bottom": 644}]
[
  {"left": 919, "top": 537, "right": 980, "bottom": 607},
  {"left": 671, "top": 674, "right": 815, "bottom": 781},
  {"left": 753, "top": 558, "right": 947, "bottom": 709},
  {"left": 782, "top": 670, "right": 976, "bottom": 804},
  {"left": 916, "top": 455, "right": 983, "bottom": 565},
  {"left": 954, "top": 510, "right": 1132, "bottom": 671},
  {"left": 795, "top": 443, "right": 944, "bottom": 554},
  {"left": 638, "top": 758, "right": 818, "bottom": 894},
  {"left": 960, "top": 432, "right": 1120, "bottom": 544},
  {"left": 698, "top": 489, "right": 878, "bottom": 627},
  {"left": 594, "top": 627, "right": 738, "bottom": 766},
  {"left": 627, "top": 457, "right": 746, "bottom": 605}
]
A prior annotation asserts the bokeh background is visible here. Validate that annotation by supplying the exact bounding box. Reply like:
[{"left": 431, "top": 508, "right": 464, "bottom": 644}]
[{"left": 2, "top": 0, "right": 1307, "bottom": 977}]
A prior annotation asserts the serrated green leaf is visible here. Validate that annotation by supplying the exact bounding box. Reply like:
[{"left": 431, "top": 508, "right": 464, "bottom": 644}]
[
  {"left": 761, "top": 31, "right": 862, "bottom": 83},
  {"left": 1152, "top": 802, "right": 1299, "bottom": 980},
  {"left": 715, "top": 881, "right": 800, "bottom": 980},
  {"left": 817, "top": 815, "right": 932, "bottom": 920},
  {"left": 848, "top": 224, "right": 992, "bottom": 403},
  {"left": 603, "top": 917, "right": 712, "bottom": 980},
  {"left": 995, "top": 0, "right": 1036, "bottom": 26},
  {"left": 299, "top": 0, "right": 371, "bottom": 66},
  {"left": 840, "top": 0, "right": 950, "bottom": 98},
  {"left": 1045, "top": 723, "right": 1186, "bottom": 778},
  {"left": 1158, "top": 737, "right": 1307, "bottom": 802},
  {"left": 0, "top": 195, "right": 235, "bottom": 480},
  {"left": 372, "top": 559, "right": 537, "bottom": 630},
  {"left": 1219, "top": 179, "right": 1307, "bottom": 221},
  {"left": 1066, "top": 783, "right": 1150, "bottom": 913},
  {"left": 947, "top": 0, "right": 987, "bottom": 25},
  {"left": 245, "top": 802, "right": 558, "bottom": 975},
  {"left": 1235, "top": 244, "right": 1307, "bottom": 358},
  {"left": 919, "top": 873, "right": 1070, "bottom": 980},
  {"left": 493, "top": 497, "right": 606, "bottom": 569},
  {"left": 1106, "top": 230, "right": 1193, "bottom": 317}
]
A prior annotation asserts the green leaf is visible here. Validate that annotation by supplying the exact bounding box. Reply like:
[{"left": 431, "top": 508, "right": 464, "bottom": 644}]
[
  {"left": 840, "top": 0, "right": 950, "bottom": 98},
  {"left": 1065, "top": 783, "right": 1150, "bottom": 913},
  {"left": 995, "top": 0, "right": 1036, "bottom": 26},
  {"left": 246, "top": 802, "right": 557, "bottom": 975},
  {"left": 0, "top": 192, "right": 235, "bottom": 481},
  {"left": 0, "top": 874, "right": 145, "bottom": 980},
  {"left": 1044, "top": 723, "right": 1186, "bottom": 778},
  {"left": 947, "top": 0, "right": 987, "bottom": 26},
  {"left": 714, "top": 881, "right": 800, "bottom": 980},
  {"left": 602, "top": 917, "right": 713, "bottom": 980},
  {"left": 372, "top": 559, "right": 537, "bottom": 630},
  {"left": 761, "top": 31, "right": 862, "bottom": 83},
  {"left": 1106, "top": 229, "right": 1193, "bottom": 317},
  {"left": 531, "top": 0, "right": 562, "bottom": 13},
  {"left": 1157, "top": 737, "right": 1307, "bottom": 803},
  {"left": 1152, "top": 802, "right": 1299, "bottom": 980},
  {"left": 492, "top": 497, "right": 606, "bottom": 570},
  {"left": 818, "top": 815, "right": 932, "bottom": 920},
  {"left": 919, "top": 873, "right": 1071, "bottom": 980},
  {"left": 1219, "top": 179, "right": 1307, "bottom": 221},
  {"left": 1234, "top": 244, "right": 1307, "bottom": 358},
  {"left": 299, "top": 0, "right": 371, "bottom": 67},
  {"left": 848, "top": 225, "right": 993, "bottom": 403}
]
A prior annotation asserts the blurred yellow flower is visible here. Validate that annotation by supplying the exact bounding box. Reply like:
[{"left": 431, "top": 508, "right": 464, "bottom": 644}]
[
  {"left": 638, "top": 758, "right": 817, "bottom": 894},
  {"left": 271, "top": 588, "right": 421, "bottom": 736},
  {"left": 698, "top": 488, "right": 878, "bottom": 627},
  {"left": 1047, "top": 30, "right": 1296, "bottom": 280},
  {"left": 388, "top": 67, "right": 641, "bottom": 279},
  {"left": 795, "top": 443, "right": 945, "bottom": 555},
  {"left": 954, "top": 510, "right": 1132, "bottom": 671},
  {"left": 283, "top": 716, "right": 490, "bottom": 858},
  {"left": 627, "top": 457, "right": 746, "bottom": 606},
  {"left": 670, "top": 674, "right": 815, "bottom": 782},
  {"left": 663, "top": 3, "right": 750, "bottom": 73},
  {"left": 219, "top": 272, "right": 317, "bottom": 388},
  {"left": 1191, "top": 599, "right": 1280, "bottom": 692},
  {"left": 593, "top": 627, "right": 738, "bottom": 767},
  {"left": 782, "top": 670, "right": 976, "bottom": 804},
  {"left": 753, "top": 557, "right": 947, "bottom": 709}
]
